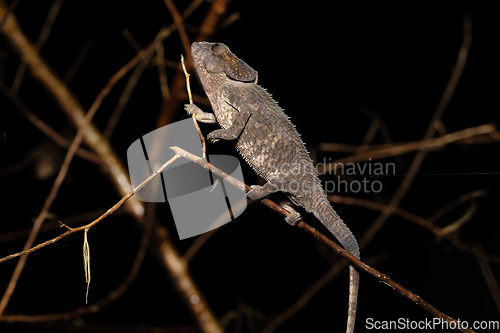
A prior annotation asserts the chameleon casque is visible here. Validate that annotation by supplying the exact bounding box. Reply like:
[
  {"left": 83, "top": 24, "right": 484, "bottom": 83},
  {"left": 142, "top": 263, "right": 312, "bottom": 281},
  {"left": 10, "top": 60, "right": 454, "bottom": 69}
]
[{"left": 185, "top": 42, "right": 360, "bottom": 332}]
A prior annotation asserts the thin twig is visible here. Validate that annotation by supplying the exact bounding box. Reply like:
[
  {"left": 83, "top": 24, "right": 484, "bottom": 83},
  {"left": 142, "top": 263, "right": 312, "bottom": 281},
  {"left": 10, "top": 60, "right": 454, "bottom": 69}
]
[
  {"left": 474, "top": 244, "right": 500, "bottom": 316},
  {"left": 11, "top": 0, "right": 65, "bottom": 93},
  {"left": 318, "top": 123, "right": 496, "bottom": 174},
  {"left": 157, "top": 0, "right": 232, "bottom": 127},
  {"left": 156, "top": 42, "right": 170, "bottom": 100},
  {"left": 0, "top": 80, "right": 101, "bottom": 165},
  {"left": 104, "top": 52, "right": 154, "bottom": 138},
  {"left": 163, "top": 0, "right": 192, "bottom": 64},
  {"left": 0, "top": 204, "right": 155, "bottom": 323},
  {"left": 62, "top": 40, "right": 93, "bottom": 84},
  {"left": 429, "top": 190, "right": 486, "bottom": 224},
  {"left": 181, "top": 55, "right": 193, "bottom": 105},
  {"left": 327, "top": 194, "right": 500, "bottom": 264},
  {"left": 181, "top": 54, "right": 207, "bottom": 159}
]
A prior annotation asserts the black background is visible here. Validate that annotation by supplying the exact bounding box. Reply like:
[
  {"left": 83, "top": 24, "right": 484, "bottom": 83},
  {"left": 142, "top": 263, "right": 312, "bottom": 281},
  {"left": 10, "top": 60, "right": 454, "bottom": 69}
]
[{"left": 1, "top": 1, "right": 499, "bottom": 332}]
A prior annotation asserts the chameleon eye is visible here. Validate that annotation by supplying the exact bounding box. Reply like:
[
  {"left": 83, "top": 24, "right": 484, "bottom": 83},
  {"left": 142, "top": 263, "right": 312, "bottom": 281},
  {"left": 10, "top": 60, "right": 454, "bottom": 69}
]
[{"left": 211, "top": 43, "right": 227, "bottom": 55}]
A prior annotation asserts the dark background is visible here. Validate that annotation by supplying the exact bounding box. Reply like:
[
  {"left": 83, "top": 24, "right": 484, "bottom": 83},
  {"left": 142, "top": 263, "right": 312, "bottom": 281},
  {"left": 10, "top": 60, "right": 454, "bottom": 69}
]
[{"left": 1, "top": 1, "right": 499, "bottom": 332}]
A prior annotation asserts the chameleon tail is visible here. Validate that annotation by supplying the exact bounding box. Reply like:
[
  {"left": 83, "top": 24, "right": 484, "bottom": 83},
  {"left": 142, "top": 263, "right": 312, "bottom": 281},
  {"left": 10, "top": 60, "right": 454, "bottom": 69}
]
[{"left": 311, "top": 195, "right": 360, "bottom": 333}]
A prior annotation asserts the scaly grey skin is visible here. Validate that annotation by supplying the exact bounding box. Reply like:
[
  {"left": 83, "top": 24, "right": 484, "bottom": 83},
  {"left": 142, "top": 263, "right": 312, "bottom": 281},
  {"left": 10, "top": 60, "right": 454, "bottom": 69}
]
[{"left": 185, "top": 42, "right": 360, "bottom": 333}]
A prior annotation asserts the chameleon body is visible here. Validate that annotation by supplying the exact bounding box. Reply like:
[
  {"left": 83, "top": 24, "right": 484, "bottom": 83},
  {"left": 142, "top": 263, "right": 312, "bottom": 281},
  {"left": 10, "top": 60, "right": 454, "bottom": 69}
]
[{"left": 185, "top": 42, "right": 360, "bottom": 332}]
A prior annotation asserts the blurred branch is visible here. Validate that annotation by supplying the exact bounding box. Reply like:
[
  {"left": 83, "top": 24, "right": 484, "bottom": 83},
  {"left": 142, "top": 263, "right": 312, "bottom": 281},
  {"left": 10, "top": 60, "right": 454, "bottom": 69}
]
[
  {"left": 0, "top": 80, "right": 102, "bottom": 164},
  {"left": 62, "top": 40, "right": 93, "bottom": 84},
  {"left": 11, "top": 0, "right": 65, "bottom": 93},
  {"left": 163, "top": 0, "right": 192, "bottom": 63},
  {"left": 0, "top": 4, "right": 223, "bottom": 332},
  {"left": 318, "top": 123, "right": 497, "bottom": 173},
  {"left": 156, "top": 0, "right": 232, "bottom": 127},
  {"left": 328, "top": 193, "right": 500, "bottom": 264},
  {"left": 103, "top": 51, "right": 153, "bottom": 138},
  {"left": 474, "top": 244, "right": 500, "bottom": 316}
]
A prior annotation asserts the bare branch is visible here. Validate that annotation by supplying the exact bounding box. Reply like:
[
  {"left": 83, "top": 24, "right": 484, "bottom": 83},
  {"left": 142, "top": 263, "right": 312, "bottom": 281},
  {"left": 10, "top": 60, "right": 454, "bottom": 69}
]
[{"left": 318, "top": 123, "right": 496, "bottom": 174}]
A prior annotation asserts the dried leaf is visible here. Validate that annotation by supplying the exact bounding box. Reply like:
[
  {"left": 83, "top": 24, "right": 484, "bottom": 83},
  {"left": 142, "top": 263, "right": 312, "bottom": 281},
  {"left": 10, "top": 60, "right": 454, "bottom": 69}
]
[{"left": 83, "top": 229, "right": 90, "bottom": 304}]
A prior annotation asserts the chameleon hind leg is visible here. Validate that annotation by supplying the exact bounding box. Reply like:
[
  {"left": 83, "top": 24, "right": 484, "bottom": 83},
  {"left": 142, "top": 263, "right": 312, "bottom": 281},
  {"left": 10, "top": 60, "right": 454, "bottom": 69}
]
[
  {"left": 246, "top": 177, "right": 302, "bottom": 226},
  {"left": 280, "top": 202, "right": 302, "bottom": 226}
]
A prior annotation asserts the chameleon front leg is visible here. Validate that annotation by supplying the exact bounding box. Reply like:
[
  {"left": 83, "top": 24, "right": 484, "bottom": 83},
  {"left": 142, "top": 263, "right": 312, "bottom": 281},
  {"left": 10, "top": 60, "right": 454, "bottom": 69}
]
[
  {"left": 206, "top": 90, "right": 254, "bottom": 141},
  {"left": 207, "top": 109, "right": 250, "bottom": 141},
  {"left": 184, "top": 104, "right": 217, "bottom": 124}
]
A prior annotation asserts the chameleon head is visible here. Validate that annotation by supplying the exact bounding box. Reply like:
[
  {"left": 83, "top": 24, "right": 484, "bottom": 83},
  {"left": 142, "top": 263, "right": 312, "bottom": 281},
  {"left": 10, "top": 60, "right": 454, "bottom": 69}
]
[{"left": 191, "top": 42, "right": 258, "bottom": 86}]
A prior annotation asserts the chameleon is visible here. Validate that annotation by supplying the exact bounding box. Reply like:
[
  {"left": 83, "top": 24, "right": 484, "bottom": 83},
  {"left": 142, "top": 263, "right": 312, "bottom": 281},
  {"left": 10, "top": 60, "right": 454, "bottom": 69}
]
[{"left": 185, "top": 42, "right": 360, "bottom": 333}]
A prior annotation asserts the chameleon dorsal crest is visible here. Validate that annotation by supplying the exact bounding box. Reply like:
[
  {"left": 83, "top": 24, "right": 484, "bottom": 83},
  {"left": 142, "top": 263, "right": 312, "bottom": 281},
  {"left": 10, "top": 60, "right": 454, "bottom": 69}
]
[{"left": 210, "top": 43, "right": 258, "bottom": 82}]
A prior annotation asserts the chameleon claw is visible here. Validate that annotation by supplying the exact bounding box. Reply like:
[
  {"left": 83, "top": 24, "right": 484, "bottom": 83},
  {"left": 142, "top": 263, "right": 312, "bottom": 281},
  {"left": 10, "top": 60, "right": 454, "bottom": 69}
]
[
  {"left": 207, "top": 131, "right": 221, "bottom": 143},
  {"left": 284, "top": 212, "right": 302, "bottom": 226}
]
